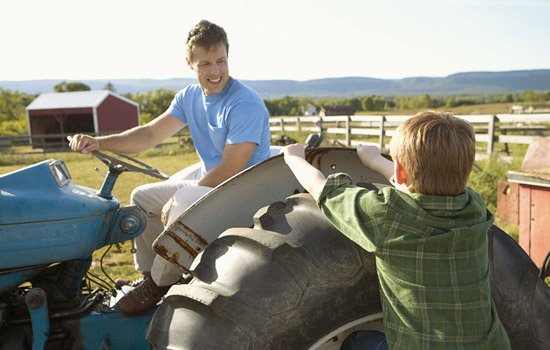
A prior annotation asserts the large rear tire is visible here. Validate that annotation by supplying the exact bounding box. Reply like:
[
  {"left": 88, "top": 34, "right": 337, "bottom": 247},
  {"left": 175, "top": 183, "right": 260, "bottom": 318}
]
[
  {"left": 147, "top": 195, "right": 550, "bottom": 349},
  {"left": 489, "top": 225, "right": 550, "bottom": 350},
  {"left": 147, "top": 194, "right": 382, "bottom": 349}
]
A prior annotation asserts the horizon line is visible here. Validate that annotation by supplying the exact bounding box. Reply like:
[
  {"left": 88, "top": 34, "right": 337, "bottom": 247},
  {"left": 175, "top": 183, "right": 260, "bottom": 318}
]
[{"left": 2, "top": 68, "right": 550, "bottom": 84}]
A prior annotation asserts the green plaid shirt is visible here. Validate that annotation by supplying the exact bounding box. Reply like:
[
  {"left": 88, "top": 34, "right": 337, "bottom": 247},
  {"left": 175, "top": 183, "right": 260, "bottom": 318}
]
[{"left": 318, "top": 173, "right": 510, "bottom": 349}]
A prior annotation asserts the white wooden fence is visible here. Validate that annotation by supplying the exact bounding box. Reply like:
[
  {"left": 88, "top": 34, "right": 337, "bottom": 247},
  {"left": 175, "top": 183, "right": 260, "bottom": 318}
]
[
  {"left": 269, "top": 114, "right": 550, "bottom": 155},
  {"left": 0, "top": 130, "right": 192, "bottom": 153},
  {"left": 1, "top": 114, "right": 549, "bottom": 156}
]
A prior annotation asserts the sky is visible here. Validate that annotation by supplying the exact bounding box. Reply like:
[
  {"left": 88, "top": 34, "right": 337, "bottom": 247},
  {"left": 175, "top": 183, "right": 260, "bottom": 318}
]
[{"left": 1, "top": 0, "right": 549, "bottom": 82}]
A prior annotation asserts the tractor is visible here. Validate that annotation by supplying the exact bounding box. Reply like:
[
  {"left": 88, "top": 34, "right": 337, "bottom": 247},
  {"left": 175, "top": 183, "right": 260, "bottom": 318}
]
[{"left": 0, "top": 145, "right": 549, "bottom": 349}]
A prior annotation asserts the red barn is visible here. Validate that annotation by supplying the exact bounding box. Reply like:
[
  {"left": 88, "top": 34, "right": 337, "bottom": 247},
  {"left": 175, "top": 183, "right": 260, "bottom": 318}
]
[{"left": 26, "top": 90, "right": 139, "bottom": 147}]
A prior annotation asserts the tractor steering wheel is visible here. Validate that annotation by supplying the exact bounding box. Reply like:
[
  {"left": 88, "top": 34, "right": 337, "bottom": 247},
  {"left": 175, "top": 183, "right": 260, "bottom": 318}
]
[{"left": 92, "top": 150, "right": 169, "bottom": 180}]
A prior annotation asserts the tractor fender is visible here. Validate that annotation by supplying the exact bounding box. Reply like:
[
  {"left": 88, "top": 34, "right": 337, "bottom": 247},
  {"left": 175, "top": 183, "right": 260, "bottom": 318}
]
[{"left": 152, "top": 148, "right": 387, "bottom": 273}]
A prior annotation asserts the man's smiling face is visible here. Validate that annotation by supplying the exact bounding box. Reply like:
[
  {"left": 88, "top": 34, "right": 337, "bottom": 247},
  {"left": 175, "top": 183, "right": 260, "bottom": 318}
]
[{"left": 188, "top": 42, "right": 229, "bottom": 96}]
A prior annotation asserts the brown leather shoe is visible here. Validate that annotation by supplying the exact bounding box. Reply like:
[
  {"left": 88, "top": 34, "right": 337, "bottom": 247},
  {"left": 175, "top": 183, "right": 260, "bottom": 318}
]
[
  {"left": 115, "top": 272, "right": 150, "bottom": 289},
  {"left": 115, "top": 273, "right": 169, "bottom": 316}
]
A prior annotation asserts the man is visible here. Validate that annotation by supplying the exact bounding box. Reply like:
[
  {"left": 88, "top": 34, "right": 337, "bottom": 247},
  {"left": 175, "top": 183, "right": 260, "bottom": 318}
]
[{"left": 69, "top": 20, "right": 271, "bottom": 315}]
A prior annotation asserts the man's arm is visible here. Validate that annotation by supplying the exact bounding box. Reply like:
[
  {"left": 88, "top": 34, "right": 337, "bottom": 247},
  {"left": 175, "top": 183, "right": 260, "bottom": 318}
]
[
  {"left": 161, "top": 142, "right": 257, "bottom": 224},
  {"left": 197, "top": 142, "right": 257, "bottom": 188},
  {"left": 69, "top": 111, "right": 185, "bottom": 154},
  {"left": 282, "top": 144, "right": 327, "bottom": 200}
]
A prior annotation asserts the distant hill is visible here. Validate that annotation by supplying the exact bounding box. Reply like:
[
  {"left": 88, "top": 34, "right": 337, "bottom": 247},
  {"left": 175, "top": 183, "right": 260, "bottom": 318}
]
[{"left": 1, "top": 69, "right": 549, "bottom": 98}]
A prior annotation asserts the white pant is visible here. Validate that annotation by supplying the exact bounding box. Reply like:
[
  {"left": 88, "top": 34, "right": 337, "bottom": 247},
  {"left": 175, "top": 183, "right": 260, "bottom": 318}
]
[{"left": 131, "top": 180, "right": 211, "bottom": 286}]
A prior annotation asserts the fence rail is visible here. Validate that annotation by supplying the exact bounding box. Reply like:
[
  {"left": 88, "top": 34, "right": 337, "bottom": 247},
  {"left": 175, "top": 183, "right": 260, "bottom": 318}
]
[
  {"left": 0, "top": 130, "right": 192, "bottom": 153},
  {"left": 1, "top": 114, "right": 549, "bottom": 156},
  {"left": 269, "top": 114, "right": 550, "bottom": 155}
]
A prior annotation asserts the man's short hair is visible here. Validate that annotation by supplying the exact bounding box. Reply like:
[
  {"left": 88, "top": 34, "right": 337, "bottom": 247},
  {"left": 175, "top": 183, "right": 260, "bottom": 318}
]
[
  {"left": 186, "top": 20, "right": 229, "bottom": 60},
  {"left": 389, "top": 111, "right": 476, "bottom": 196}
]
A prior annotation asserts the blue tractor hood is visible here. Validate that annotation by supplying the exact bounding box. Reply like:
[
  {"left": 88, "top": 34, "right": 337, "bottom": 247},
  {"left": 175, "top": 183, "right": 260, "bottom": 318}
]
[
  {"left": 0, "top": 159, "right": 118, "bottom": 224},
  {"left": 0, "top": 160, "right": 126, "bottom": 269}
]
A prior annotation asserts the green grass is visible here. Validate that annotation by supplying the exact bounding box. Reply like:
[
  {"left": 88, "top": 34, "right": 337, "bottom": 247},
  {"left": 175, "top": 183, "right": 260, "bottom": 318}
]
[{"left": 468, "top": 154, "right": 525, "bottom": 214}]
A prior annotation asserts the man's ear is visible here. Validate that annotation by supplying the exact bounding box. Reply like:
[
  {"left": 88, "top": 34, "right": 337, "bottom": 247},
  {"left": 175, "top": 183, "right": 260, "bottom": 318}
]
[
  {"left": 186, "top": 57, "right": 193, "bottom": 70},
  {"left": 395, "top": 159, "right": 408, "bottom": 185}
]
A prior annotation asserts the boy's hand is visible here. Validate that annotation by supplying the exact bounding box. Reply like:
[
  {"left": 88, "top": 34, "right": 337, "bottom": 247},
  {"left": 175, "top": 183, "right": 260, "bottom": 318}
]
[
  {"left": 281, "top": 143, "right": 326, "bottom": 200},
  {"left": 357, "top": 144, "right": 395, "bottom": 180},
  {"left": 357, "top": 144, "right": 382, "bottom": 167},
  {"left": 282, "top": 143, "right": 306, "bottom": 161}
]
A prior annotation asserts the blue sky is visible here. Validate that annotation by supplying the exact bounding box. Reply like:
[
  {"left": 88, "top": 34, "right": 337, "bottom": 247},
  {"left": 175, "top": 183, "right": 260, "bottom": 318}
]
[{"left": 1, "top": 0, "right": 549, "bottom": 81}]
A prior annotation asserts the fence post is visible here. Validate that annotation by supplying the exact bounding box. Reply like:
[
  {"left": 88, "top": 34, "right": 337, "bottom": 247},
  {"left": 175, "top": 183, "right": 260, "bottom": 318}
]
[
  {"left": 280, "top": 118, "right": 285, "bottom": 133},
  {"left": 297, "top": 117, "right": 301, "bottom": 133},
  {"left": 379, "top": 116, "right": 386, "bottom": 150},
  {"left": 318, "top": 117, "right": 323, "bottom": 135},
  {"left": 346, "top": 115, "right": 351, "bottom": 147},
  {"left": 487, "top": 115, "right": 496, "bottom": 154}
]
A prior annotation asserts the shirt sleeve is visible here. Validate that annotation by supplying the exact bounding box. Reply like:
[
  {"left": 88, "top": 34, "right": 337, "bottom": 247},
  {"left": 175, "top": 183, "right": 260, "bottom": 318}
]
[
  {"left": 225, "top": 102, "right": 267, "bottom": 145},
  {"left": 166, "top": 88, "right": 189, "bottom": 124},
  {"left": 317, "top": 173, "right": 388, "bottom": 253}
]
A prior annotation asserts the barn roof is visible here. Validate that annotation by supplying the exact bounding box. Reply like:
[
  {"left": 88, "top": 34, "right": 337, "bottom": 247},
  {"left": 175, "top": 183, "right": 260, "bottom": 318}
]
[{"left": 26, "top": 90, "right": 138, "bottom": 110}]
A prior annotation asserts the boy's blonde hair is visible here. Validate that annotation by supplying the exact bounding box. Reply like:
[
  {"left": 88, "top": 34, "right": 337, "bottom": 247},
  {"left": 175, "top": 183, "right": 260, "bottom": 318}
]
[{"left": 389, "top": 111, "right": 475, "bottom": 196}]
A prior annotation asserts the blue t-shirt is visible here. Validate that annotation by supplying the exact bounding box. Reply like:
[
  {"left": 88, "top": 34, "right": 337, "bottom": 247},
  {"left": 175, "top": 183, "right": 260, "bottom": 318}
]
[{"left": 168, "top": 77, "right": 271, "bottom": 175}]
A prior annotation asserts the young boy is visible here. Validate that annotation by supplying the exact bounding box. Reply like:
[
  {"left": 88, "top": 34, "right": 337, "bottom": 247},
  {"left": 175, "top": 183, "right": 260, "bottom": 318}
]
[{"left": 282, "top": 111, "right": 510, "bottom": 349}]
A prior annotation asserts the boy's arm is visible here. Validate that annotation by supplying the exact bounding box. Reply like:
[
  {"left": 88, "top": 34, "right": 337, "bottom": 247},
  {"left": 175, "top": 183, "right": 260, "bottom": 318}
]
[
  {"left": 283, "top": 144, "right": 385, "bottom": 253},
  {"left": 357, "top": 145, "right": 394, "bottom": 180},
  {"left": 282, "top": 144, "right": 327, "bottom": 200}
]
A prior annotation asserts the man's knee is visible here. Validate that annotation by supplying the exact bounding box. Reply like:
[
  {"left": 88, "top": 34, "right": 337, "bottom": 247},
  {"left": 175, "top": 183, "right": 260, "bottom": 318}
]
[
  {"left": 130, "top": 184, "right": 149, "bottom": 207},
  {"left": 167, "top": 186, "right": 212, "bottom": 224},
  {"left": 130, "top": 183, "right": 170, "bottom": 217},
  {"left": 172, "top": 186, "right": 211, "bottom": 210}
]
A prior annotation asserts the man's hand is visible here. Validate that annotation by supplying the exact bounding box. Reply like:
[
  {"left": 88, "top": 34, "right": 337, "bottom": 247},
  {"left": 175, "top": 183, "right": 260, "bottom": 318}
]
[
  {"left": 68, "top": 134, "right": 100, "bottom": 154},
  {"left": 161, "top": 197, "right": 174, "bottom": 226}
]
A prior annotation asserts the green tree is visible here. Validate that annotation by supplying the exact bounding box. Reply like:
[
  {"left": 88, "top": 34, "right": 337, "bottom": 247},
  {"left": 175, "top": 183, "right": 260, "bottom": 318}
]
[
  {"left": 414, "top": 94, "right": 434, "bottom": 109},
  {"left": 264, "top": 96, "right": 301, "bottom": 116},
  {"left": 445, "top": 97, "right": 457, "bottom": 108},
  {"left": 263, "top": 99, "right": 280, "bottom": 116},
  {"left": 522, "top": 90, "right": 536, "bottom": 102},
  {"left": 54, "top": 81, "right": 91, "bottom": 92},
  {"left": 104, "top": 81, "right": 116, "bottom": 92},
  {"left": 0, "top": 89, "right": 35, "bottom": 135},
  {"left": 0, "top": 119, "right": 27, "bottom": 135},
  {"left": 372, "top": 96, "right": 388, "bottom": 111},
  {"left": 394, "top": 95, "right": 411, "bottom": 110},
  {"left": 126, "top": 89, "right": 176, "bottom": 124},
  {"left": 502, "top": 94, "right": 514, "bottom": 103},
  {"left": 361, "top": 96, "right": 375, "bottom": 111}
]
